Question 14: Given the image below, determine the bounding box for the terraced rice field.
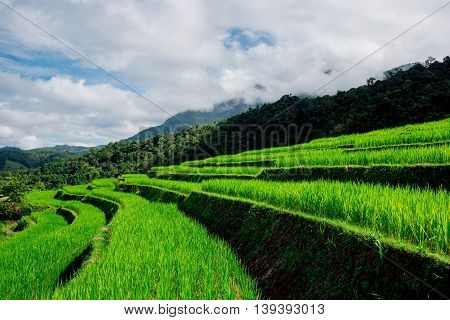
[235,117,450,153]
[0,182,258,299]
[1,118,448,299]
[121,174,200,194]
[54,187,258,299]
[0,191,105,299]
[119,175,449,260]
[201,179,449,258]
[181,143,449,167]
[151,165,263,175]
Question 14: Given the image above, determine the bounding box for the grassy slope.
[0,191,105,299]
[180,118,450,167]
[201,179,449,257]
[122,174,200,194]
[54,186,258,299]
[238,117,450,154]
[120,175,449,259]
[151,165,263,175]
[180,144,449,167]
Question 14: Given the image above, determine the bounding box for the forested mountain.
[189,57,449,156]
[127,98,250,141]
[35,145,89,154]
[0,124,217,189]
[1,57,448,191]
[0,146,88,172]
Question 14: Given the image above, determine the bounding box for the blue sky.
[224,28,275,50]
[0,31,147,92]
[0,26,276,90]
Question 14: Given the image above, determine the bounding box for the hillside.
[0,146,88,172]
[2,58,449,190]
[127,98,250,141]
[190,57,449,157]
[1,118,448,299]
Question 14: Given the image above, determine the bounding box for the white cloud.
[0,0,449,148]
[0,124,13,138]
[0,72,163,148]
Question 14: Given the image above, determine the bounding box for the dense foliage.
[192,57,450,156]
[0,175,32,220]
[0,124,217,191]
[0,147,79,172]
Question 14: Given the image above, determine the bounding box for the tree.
[0,174,31,220]
[425,56,436,67]
[366,77,376,86]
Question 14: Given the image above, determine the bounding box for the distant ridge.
[32,145,89,154]
[0,145,89,172]
[127,98,250,141]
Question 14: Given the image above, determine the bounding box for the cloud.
[0,72,162,148]
[0,0,449,148]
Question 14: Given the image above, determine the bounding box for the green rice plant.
[63,184,91,195]
[121,174,200,194]
[121,173,149,180]
[54,187,259,299]
[151,165,263,175]
[201,179,450,258]
[0,190,105,299]
[183,144,449,167]
[275,145,450,167]
[182,118,450,165]
[240,117,450,155]
[91,178,116,188]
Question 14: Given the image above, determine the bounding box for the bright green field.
[118,175,450,259]
[201,179,449,258]
[53,187,258,299]
[1,118,448,300]
[180,118,450,168]
[236,117,450,154]
[180,144,449,168]
[151,165,263,175]
[0,191,105,299]
[122,174,199,194]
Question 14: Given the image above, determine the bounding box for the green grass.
[181,118,450,167]
[201,179,449,258]
[275,144,449,167]
[182,144,449,168]
[0,190,105,299]
[121,175,200,195]
[54,187,259,299]
[0,220,16,243]
[151,165,263,176]
[63,184,91,195]
[91,178,116,188]
[237,117,450,155]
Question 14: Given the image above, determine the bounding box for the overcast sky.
[0,0,449,149]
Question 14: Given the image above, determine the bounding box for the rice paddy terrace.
[1,118,448,299]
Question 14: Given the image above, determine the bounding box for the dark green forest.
[0,145,88,172]
[196,57,449,155]
[1,57,449,220]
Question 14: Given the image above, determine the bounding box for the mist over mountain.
[127,98,251,141]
